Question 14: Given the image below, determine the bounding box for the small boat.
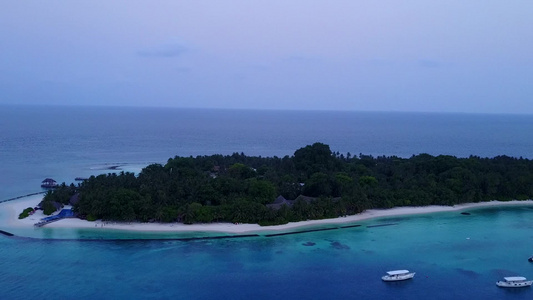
[528,256,533,262]
[496,276,533,288]
[382,270,415,282]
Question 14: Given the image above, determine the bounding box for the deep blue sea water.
[1,105,533,299]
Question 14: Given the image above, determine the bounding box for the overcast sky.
[1,1,532,113]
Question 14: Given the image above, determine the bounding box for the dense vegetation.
[43,143,533,225]
[18,207,35,219]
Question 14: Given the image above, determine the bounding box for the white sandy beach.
[2,195,533,235]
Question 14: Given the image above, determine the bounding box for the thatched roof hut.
[41,178,58,188]
[266,195,295,210]
[267,195,322,210]
[69,193,80,206]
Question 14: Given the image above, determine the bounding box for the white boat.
[382,270,415,281]
[496,276,533,288]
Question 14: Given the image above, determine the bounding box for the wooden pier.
[0,192,46,204]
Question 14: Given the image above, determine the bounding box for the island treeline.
[44,143,533,225]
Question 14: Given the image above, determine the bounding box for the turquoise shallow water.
[2,106,533,299]
[1,205,532,299]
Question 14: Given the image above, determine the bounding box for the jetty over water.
[0,192,46,204]
[34,209,76,227]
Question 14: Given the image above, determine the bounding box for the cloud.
[417,59,441,68]
[138,42,188,58]
[369,58,396,67]
[284,54,322,63]
[174,67,191,73]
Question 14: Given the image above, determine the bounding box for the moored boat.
[496,276,532,288]
[382,270,415,282]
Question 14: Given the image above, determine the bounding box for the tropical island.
[41,143,533,226]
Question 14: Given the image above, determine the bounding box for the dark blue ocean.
[1,105,533,299]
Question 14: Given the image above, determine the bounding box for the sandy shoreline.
[1,195,532,235]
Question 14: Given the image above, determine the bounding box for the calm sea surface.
[1,105,532,299]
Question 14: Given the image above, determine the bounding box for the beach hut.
[294,195,315,204]
[266,195,323,210]
[69,193,80,206]
[41,178,58,188]
[51,201,63,211]
[267,195,295,210]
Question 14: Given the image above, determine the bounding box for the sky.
[1,1,532,113]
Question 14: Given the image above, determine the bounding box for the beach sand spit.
[1,195,532,235]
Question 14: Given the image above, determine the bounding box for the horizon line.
[1,103,531,116]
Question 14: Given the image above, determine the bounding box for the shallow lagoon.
[1,205,532,299]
